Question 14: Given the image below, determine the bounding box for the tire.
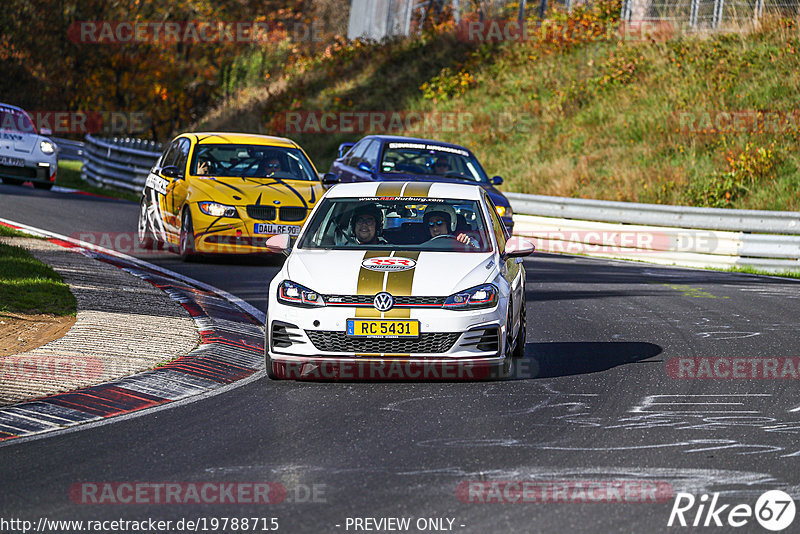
[137,197,155,249]
[33,182,53,190]
[512,302,526,359]
[265,353,279,380]
[1,177,23,186]
[179,208,197,262]
[492,305,514,380]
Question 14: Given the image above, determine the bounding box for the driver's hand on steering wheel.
[456,233,479,248]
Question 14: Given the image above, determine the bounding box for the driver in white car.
[423,205,478,247]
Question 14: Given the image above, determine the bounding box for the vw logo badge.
[373,292,394,312]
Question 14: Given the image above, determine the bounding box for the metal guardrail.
[80,134,162,193]
[53,137,85,161]
[509,194,800,272]
[507,193,800,234]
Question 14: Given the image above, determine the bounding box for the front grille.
[305,331,460,354]
[461,327,500,353]
[272,321,305,349]
[279,206,307,222]
[246,205,277,220]
[0,165,36,179]
[323,295,446,307]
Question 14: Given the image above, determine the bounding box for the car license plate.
[254,223,301,235]
[346,319,419,338]
[0,156,24,167]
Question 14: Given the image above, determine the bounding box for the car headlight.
[443,283,498,310]
[277,280,326,307]
[40,140,55,155]
[495,205,511,218]
[198,201,238,218]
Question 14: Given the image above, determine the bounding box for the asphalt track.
[1,183,800,533]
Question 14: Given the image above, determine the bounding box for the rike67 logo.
[668,490,796,531]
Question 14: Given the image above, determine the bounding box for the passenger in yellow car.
[197,159,212,175]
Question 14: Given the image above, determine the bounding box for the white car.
[0,103,57,190]
[264,181,534,380]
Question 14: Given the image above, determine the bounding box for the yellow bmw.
[137,132,323,260]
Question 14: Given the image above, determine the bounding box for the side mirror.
[161,165,180,179]
[322,172,339,185]
[491,176,503,185]
[338,143,355,158]
[265,234,291,255]
[357,162,373,174]
[40,128,53,136]
[503,237,535,259]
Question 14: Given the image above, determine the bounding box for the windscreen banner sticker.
[387,142,469,157]
[361,257,417,272]
[358,197,444,203]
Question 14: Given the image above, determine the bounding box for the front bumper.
[0,157,57,184]
[265,302,509,380]
[192,215,300,255]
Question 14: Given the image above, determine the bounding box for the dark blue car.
[323,135,514,233]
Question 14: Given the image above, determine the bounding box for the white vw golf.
[264,181,534,380]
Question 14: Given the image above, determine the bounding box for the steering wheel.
[429,233,479,249]
[428,234,459,241]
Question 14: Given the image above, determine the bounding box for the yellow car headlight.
[198,201,238,218]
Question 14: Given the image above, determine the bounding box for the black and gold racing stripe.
[383,251,420,319]
[355,251,384,318]
[376,182,405,196]
[401,182,432,198]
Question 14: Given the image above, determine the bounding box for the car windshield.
[190,144,317,181]
[0,107,36,134]
[378,142,489,183]
[297,197,493,253]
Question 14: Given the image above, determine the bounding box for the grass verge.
[0,241,77,315]
[0,225,30,238]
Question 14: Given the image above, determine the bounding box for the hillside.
[195,1,800,211]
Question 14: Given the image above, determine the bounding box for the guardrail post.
[621,0,632,22]
[712,0,724,29]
